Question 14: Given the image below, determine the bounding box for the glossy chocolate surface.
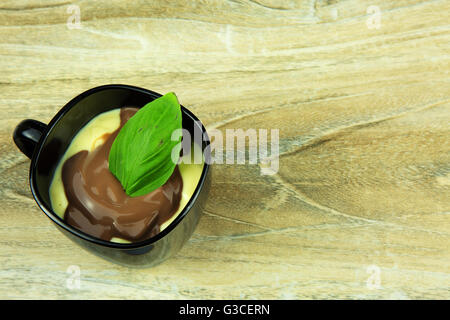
[61,108,183,242]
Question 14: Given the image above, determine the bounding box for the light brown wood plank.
[0,0,448,299]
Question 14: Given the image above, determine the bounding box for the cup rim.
[29,84,211,249]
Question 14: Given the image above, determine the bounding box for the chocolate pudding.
[49,108,204,243]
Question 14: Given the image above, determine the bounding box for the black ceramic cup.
[13,84,211,268]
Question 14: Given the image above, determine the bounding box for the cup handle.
[13,119,47,159]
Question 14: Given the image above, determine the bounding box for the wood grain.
[0,0,449,299]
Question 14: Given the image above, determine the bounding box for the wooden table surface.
[0,0,449,299]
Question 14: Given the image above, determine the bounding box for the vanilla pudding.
[49,108,204,243]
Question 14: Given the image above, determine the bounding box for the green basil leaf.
[108,92,182,197]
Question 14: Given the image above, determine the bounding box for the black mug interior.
[22,84,210,267]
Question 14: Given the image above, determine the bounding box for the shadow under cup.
[14,85,211,268]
